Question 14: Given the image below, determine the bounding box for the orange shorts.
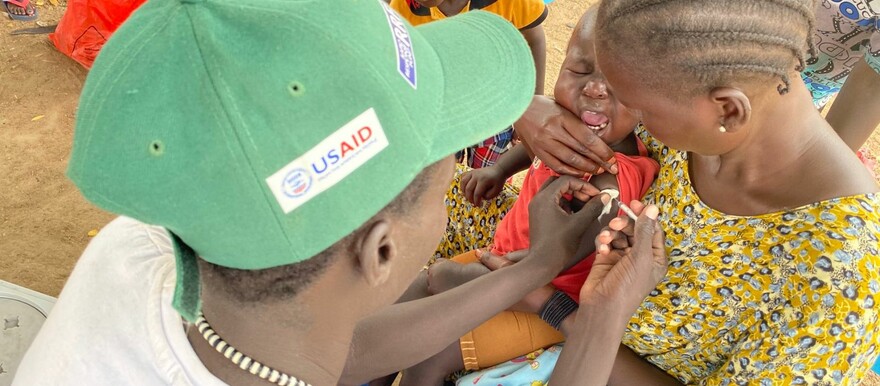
[450,251,565,370]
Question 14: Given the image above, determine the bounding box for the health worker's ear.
[354,220,396,287]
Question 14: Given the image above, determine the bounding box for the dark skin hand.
[340,177,611,384]
[461,144,532,206]
[550,201,674,386]
[515,95,619,177]
[480,198,683,386]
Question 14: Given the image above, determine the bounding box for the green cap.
[68,0,535,320]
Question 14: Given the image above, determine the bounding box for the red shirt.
[491,138,659,302]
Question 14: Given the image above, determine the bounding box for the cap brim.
[416,11,536,163]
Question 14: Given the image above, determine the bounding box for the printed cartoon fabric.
[625,128,880,385]
[433,163,520,264]
[801,0,880,107]
[456,345,560,386]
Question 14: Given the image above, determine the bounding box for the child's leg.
[399,308,565,385]
[396,269,432,303]
[399,341,464,386]
[426,256,491,295]
[397,250,485,302]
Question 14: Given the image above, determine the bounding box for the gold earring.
[719,125,727,133]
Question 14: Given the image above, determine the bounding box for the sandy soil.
[0,0,587,298]
[1,1,879,383]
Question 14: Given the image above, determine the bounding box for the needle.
[614,198,639,221]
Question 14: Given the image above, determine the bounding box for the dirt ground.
[0,0,595,298]
[1,0,880,383]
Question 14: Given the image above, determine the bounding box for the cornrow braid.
[596,0,818,97]
[762,0,818,59]
[656,30,807,72]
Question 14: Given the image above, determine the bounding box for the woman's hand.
[581,200,667,311]
[516,96,618,177]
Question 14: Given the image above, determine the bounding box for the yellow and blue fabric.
[458,128,880,385]
[625,129,880,385]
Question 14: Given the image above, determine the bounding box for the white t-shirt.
[13,217,226,385]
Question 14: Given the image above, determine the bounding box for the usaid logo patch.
[281,168,312,198]
[267,108,390,213]
[380,2,417,89]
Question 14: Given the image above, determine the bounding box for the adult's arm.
[515,96,618,177]
[825,59,880,151]
[340,177,609,384]
[550,203,669,385]
[521,25,546,95]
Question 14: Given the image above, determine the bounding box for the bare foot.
[426,259,490,295]
[5,1,36,17]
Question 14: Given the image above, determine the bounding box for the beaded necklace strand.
[195,315,312,386]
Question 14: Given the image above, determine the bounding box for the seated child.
[388,0,548,168]
[396,8,661,385]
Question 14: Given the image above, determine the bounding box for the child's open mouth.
[581,110,609,131]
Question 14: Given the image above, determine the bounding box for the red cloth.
[49,0,146,69]
[491,139,659,302]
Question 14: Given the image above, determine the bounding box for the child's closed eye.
[566,66,593,76]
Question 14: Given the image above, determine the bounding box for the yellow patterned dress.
[626,130,880,385]
[433,163,521,263]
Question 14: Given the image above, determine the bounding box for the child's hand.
[580,200,667,312]
[528,176,609,273]
[461,166,507,206]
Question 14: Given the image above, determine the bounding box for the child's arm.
[521,25,546,95]
[569,171,620,258]
[514,172,621,324]
[825,59,880,150]
[461,144,531,205]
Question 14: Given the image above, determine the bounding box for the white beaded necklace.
[195,314,312,386]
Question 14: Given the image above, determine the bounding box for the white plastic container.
[0,281,55,386]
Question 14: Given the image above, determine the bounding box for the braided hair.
[596,0,818,96]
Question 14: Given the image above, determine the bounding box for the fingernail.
[596,167,605,175]
[600,193,610,205]
[598,244,609,254]
[645,205,659,220]
[609,164,619,174]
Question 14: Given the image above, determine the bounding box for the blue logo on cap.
[282,168,312,198]
[381,2,417,89]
